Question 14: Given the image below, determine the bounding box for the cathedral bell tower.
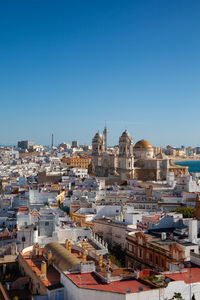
[92,132,104,171]
[118,130,134,180]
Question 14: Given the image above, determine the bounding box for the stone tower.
[118,130,134,180]
[103,126,108,151]
[92,132,104,173]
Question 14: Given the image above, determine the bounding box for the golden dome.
[134,139,152,149]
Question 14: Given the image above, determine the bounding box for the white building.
[69,167,88,178]
[175,174,200,193]
[18,243,200,300]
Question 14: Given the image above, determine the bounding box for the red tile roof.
[66,272,150,294]
[22,249,60,287]
[166,268,200,284]
[18,206,29,212]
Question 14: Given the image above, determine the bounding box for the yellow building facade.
[62,155,91,169]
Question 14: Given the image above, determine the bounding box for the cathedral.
[92,128,134,180]
[91,127,188,181]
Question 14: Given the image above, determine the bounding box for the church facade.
[92,128,134,180]
[91,128,188,181]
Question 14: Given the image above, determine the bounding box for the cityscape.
[0,133,200,300]
[1,1,200,300]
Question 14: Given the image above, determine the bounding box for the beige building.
[92,128,188,182]
[93,218,129,250]
[61,155,91,169]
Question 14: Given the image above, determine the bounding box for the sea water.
[175,160,200,173]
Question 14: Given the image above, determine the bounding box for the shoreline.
[172,156,200,162]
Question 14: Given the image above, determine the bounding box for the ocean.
[175,160,200,173]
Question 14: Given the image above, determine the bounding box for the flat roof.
[66,272,151,294]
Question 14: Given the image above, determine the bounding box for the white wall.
[53,227,91,243]
[60,272,162,300]
[17,213,31,228]
[125,213,143,225]
[164,280,200,300]
[95,205,122,218]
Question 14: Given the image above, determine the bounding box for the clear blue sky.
[1,0,200,147]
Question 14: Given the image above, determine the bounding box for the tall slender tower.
[118,130,134,180]
[103,125,108,150]
[51,134,54,148]
[92,132,104,174]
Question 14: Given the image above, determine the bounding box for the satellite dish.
[139,286,143,291]
[126,288,131,293]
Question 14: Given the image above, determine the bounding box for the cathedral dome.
[134,139,152,149]
[121,130,131,138]
[93,132,103,141]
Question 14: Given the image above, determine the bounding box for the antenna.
[51,134,54,148]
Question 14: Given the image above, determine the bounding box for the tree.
[109,245,126,267]
[173,207,196,218]
[172,292,183,299]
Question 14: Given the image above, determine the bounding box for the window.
[156,256,158,265]
[128,244,133,252]
[161,259,165,268]
[139,249,142,258]
[45,222,49,226]
[22,236,26,242]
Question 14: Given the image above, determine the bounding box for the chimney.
[33,243,39,257]
[65,239,69,250]
[161,232,167,241]
[108,259,111,269]
[40,261,47,280]
[99,255,103,268]
[68,242,71,253]
[47,250,52,266]
[82,249,87,262]
[106,270,111,283]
